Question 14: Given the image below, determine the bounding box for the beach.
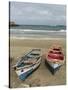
[9,2,66,88]
[10,37,66,88]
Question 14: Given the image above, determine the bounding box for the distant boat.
[13,49,41,80]
[44,45,65,74]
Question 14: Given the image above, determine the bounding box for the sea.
[10,25,66,39]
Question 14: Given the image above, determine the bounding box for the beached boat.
[13,49,41,80]
[45,45,65,74]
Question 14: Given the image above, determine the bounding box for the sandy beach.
[10,38,66,88]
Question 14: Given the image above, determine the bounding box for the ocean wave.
[10,29,66,33]
[59,29,66,32]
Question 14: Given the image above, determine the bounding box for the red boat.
[45,45,65,70]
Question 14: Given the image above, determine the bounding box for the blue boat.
[13,49,41,80]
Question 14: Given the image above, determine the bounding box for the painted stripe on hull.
[18,61,41,80]
[16,58,41,75]
[47,61,62,69]
[19,69,33,80]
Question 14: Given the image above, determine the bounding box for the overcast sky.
[10,2,66,25]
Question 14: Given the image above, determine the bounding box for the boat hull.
[46,60,62,69]
[45,60,61,75]
[16,57,41,80]
[45,58,65,75]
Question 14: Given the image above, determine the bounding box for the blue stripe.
[19,69,33,80]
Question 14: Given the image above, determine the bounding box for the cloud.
[10,2,66,25]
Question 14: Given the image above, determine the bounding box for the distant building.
[9,21,16,26]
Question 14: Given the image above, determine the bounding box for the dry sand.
[10,38,66,88]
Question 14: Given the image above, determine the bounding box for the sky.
[10,2,66,25]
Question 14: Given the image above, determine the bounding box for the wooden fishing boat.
[13,49,41,80]
[44,45,65,74]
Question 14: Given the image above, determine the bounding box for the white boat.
[13,49,41,80]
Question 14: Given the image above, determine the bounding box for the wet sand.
[10,38,66,88]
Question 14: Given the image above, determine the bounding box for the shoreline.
[10,36,66,40]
